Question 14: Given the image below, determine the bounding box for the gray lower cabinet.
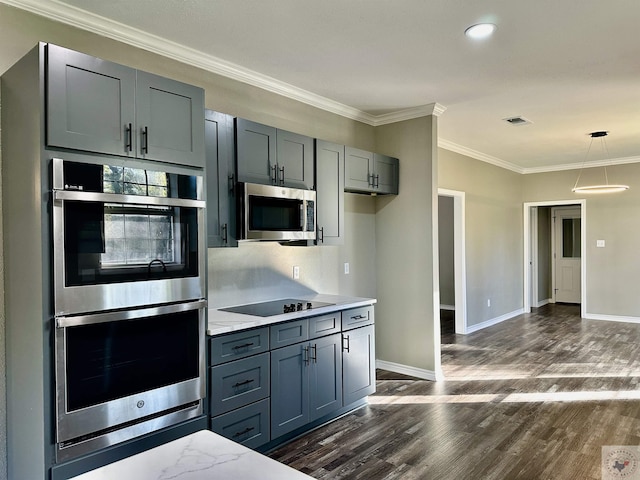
[344,146,399,195]
[206,110,237,247]
[208,306,374,449]
[210,398,270,449]
[315,140,345,245]
[47,43,204,167]
[271,333,343,438]
[236,118,314,189]
[342,324,376,405]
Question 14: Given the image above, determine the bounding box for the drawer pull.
[351,314,367,320]
[232,342,254,350]
[233,379,255,388]
[233,426,255,438]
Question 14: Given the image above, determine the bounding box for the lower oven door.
[55,300,206,455]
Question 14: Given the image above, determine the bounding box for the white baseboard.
[535,298,551,307]
[375,359,438,381]
[584,313,640,324]
[465,308,525,334]
[440,304,455,311]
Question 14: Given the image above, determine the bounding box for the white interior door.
[553,207,582,303]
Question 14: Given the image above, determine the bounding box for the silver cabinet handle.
[342,334,350,353]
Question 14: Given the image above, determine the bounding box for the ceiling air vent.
[503,116,532,126]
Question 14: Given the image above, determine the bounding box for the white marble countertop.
[69,430,313,480]
[207,294,376,336]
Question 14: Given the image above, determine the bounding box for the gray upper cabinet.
[373,153,399,195]
[46,44,204,167]
[47,44,136,157]
[135,71,204,167]
[236,118,277,185]
[315,140,345,245]
[344,146,399,195]
[236,118,314,189]
[344,147,373,192]
[276,130,314,189]
[206,110,237,248]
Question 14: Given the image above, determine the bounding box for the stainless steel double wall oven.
[51,157,207,460]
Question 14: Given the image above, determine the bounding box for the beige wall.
[537,207,552,304]
[439,148,524,327]
[374,116,439,374]
[523,164,640,317]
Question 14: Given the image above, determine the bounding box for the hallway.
[270,304,640,479]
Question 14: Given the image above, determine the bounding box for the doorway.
[552,207,582,304]
[523,200,586,317]
[438,189,467,334]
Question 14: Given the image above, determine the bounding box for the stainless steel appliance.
[238,182,316,241]
[51,158,206,315]
[55,300,206,460]
[220,298,335,316]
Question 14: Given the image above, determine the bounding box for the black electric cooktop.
[220,298,335,317]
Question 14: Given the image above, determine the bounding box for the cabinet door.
[276,130,314,189]
[205,110,237,247]
[373,154,399,195]
[135,71,205,167]
[236,118,277,185]
[309,334,343,422]
[270,343,309,438]
[342,324,376,405]
[47,44,136,156]
[315,140,344,245]
[344,146,374,193]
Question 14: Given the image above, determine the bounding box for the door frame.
[438,189,467,334]
[523,200,586,318]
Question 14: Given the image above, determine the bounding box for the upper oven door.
[52,158,206,315]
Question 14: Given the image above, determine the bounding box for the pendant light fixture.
[572,131,629,194]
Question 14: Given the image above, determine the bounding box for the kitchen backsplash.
[207,194,378,308]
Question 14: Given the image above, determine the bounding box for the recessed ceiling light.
[465,23,497,40]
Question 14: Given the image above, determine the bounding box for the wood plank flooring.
[269,304,640,479]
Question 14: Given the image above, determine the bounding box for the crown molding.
[438,139,525,174]
[372,103,446,126]
[522,155,640,174]
[0,0,448,127]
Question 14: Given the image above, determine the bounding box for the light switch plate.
[597,240,605,248]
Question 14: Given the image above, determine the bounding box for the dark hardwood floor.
[270,303,640,479]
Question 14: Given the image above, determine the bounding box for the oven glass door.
[56,301,206,444]
[52,158,206,315]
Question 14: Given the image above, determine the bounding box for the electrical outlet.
[487,299,491,307]
[293,266,300,279]
[344,262,350,274]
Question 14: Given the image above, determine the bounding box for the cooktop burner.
[220,298,335,317]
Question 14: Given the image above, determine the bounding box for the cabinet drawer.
[210,353,270,415]
[309,312,341,339]
[270,319,309,349]
[209,327,269,366]
[342,306,374,330]
[211,398,270,449]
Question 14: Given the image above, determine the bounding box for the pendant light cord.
[572,136,595,191]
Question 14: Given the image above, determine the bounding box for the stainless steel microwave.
[238,182,316,241]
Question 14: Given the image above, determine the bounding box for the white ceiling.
[6,0,640,172]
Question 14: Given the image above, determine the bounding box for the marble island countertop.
[207,294,376,336]
[70,430,313,480]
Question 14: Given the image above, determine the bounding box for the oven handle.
[53,190,205,209]
[56,299,207,328]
